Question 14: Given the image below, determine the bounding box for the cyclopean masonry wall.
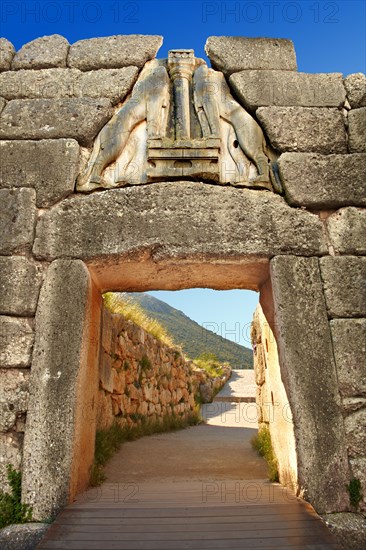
[0,33,365,545]
[96,304,230,431]
[97,305,196,430]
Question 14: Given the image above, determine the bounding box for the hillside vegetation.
[124,292,253,369]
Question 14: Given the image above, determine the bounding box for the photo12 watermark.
[202,1,340,24]
[1,1,140,25]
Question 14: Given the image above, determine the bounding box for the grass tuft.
[103,293,176,348]
[0,465,33,529]
[251,425,279,482]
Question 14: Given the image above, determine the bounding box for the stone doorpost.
[21,260,101,520]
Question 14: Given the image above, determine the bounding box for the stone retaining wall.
[97,306,196,431]
[0,34,364,540]
[97,305,231,431]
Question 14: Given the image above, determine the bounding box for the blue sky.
[2,0,365,347]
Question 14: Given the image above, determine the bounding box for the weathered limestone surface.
[0,188,36,254]
[22,260,100,519]
[12,35,69,70]
[0,139,79,207]
[230,71,345,110]
[327,208,366,255]
[344,73,366,108]
[270,255,350,513]
[0,317,34,368]
[0,97,5,113]
[0,68,78,99]
[0,257,42,316]
[68,35,163,70]
[278,153,366,209]
[0,369,29,431]
[0,38,15,71]
[322,513,366,550]
[350,457,366,513]
[33,184,327,261]
[344,408,366,458]
[257,107,347,153]
[330,319,366,398]
[0,523,50,550]
[79,67,138,104]
[0,98,113,146]
[320,257,366,318]
[0,432,23,490]
[205,37,297,75]
[0,66,138,105]
[348,108,366,153]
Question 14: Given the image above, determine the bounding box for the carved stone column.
[168,50,195,139]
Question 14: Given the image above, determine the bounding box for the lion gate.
[0,34,365,532]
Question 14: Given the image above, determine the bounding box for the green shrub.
[90,410,202,487]
[251,425,279,482]
[0,465,33,529]
[347,477,363,508]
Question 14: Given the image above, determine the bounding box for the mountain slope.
[126,292,253,369]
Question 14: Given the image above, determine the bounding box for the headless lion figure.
[77,63,170,190]
[193,64,270,183]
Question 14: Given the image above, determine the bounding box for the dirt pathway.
[104,401,267,483]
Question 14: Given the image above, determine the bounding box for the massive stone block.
[68,35,163,70]
[327,207,366,255]
[0,369,29,431]
[0,98,113,146]
[348,108,366,153]
[344,408,366,458]
[0,38,15,71]
[257,107,347,153]
[22,260,101,519]
[0,67,138,105]
[322,513,366,550]
[12,35,69,70]
[344,73,366,108]
[230,71,345,110]
[0,139,79,207]
[320,257,366,318]
[205,37,297,75]
[0,257,42,316]
[33,184,327,262]
[0,68,80,99]
[0,188,36,254]
[278,153,366,209]
[0,317,34,368]
[350,457,366,513]
[78,67,138,104]
[0,524,50,550]
[330,319,366,398]
[270,255,350,513]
